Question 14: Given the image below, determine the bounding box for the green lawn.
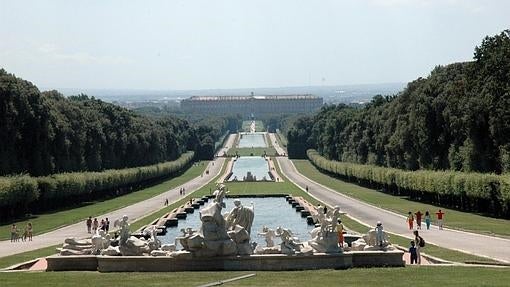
[2,267,510,286]
[293,160,510,238]
[242,120,264,132]
[0,162,208,241]
[226,147,278,157]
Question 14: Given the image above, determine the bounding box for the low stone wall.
[45,251,404,272]
[351,250,405,267]
[47,255,98,271]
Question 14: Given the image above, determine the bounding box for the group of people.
[10,222,33,242]
[406,209,445,230]
[86,216,110,234]
[179,187,186,196]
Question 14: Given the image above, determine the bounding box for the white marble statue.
[307,206,344,253]
[276,227,302,254]
[226,199,254,234]
[258,226,276,247]
[114,215,130,246]
[91,229,111,254]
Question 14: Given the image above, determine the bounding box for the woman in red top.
[415,211,423,230]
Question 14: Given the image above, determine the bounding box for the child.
[409,241,418,264]
[407,211,414,230]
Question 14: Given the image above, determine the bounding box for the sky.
[0,0,509,90]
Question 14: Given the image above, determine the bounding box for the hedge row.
[307,149,510,218]
[0,151,194,221]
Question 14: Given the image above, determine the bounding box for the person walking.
[92,218,99,234]
[415,210,423,230]
[407,211,414,230]
[10,224,17,242]
[105,218,110,233]
[409,240,418,264]
[413,230,424,264]
[424,211,431,230]
[436,209,445,230]
[27,222,33,241]
[86,216,92,233]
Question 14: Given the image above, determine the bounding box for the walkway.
[268,133,286,156]
[216,134,237,157]
[0,158,225,259]
[277,157,510,263]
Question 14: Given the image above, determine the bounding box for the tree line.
[0,70,239,177]
[287,30,510,174]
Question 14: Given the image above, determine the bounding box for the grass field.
[0,162,208,241]
[242,120,264,132]
[1,266,510,286]
[226,147,278,157]
[293,160,510,238]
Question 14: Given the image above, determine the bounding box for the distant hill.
[49,82,405,107]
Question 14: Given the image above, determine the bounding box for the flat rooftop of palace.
[183,94,320,101]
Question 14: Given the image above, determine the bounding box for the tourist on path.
[413,230,424,264]
[27,222,33,241]
[415,210,423,230]
[105,218,110,233]
[409,241,418,264]
[86,216,92,233]
[10,224,17,242]
[424,211,431,230]
[407,212,414,230]
[92,218,99,233]
[21,225,28,242]
[436,209,445,230]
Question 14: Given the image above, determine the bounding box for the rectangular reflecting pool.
[230,156,270,181]
[238,132,267,148]
[158,197,315,248]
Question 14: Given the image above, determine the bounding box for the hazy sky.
[1,0,508,90]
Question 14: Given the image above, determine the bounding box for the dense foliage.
[288,30,510,173]
[0,71,194,176]
[308,150,510,218]
[0,152,194,221]
[134,107,241,160]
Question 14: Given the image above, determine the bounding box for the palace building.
[180,94,323,115]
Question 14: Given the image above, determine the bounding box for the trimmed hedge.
[0,151,194,221]
[307,149,510,218]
